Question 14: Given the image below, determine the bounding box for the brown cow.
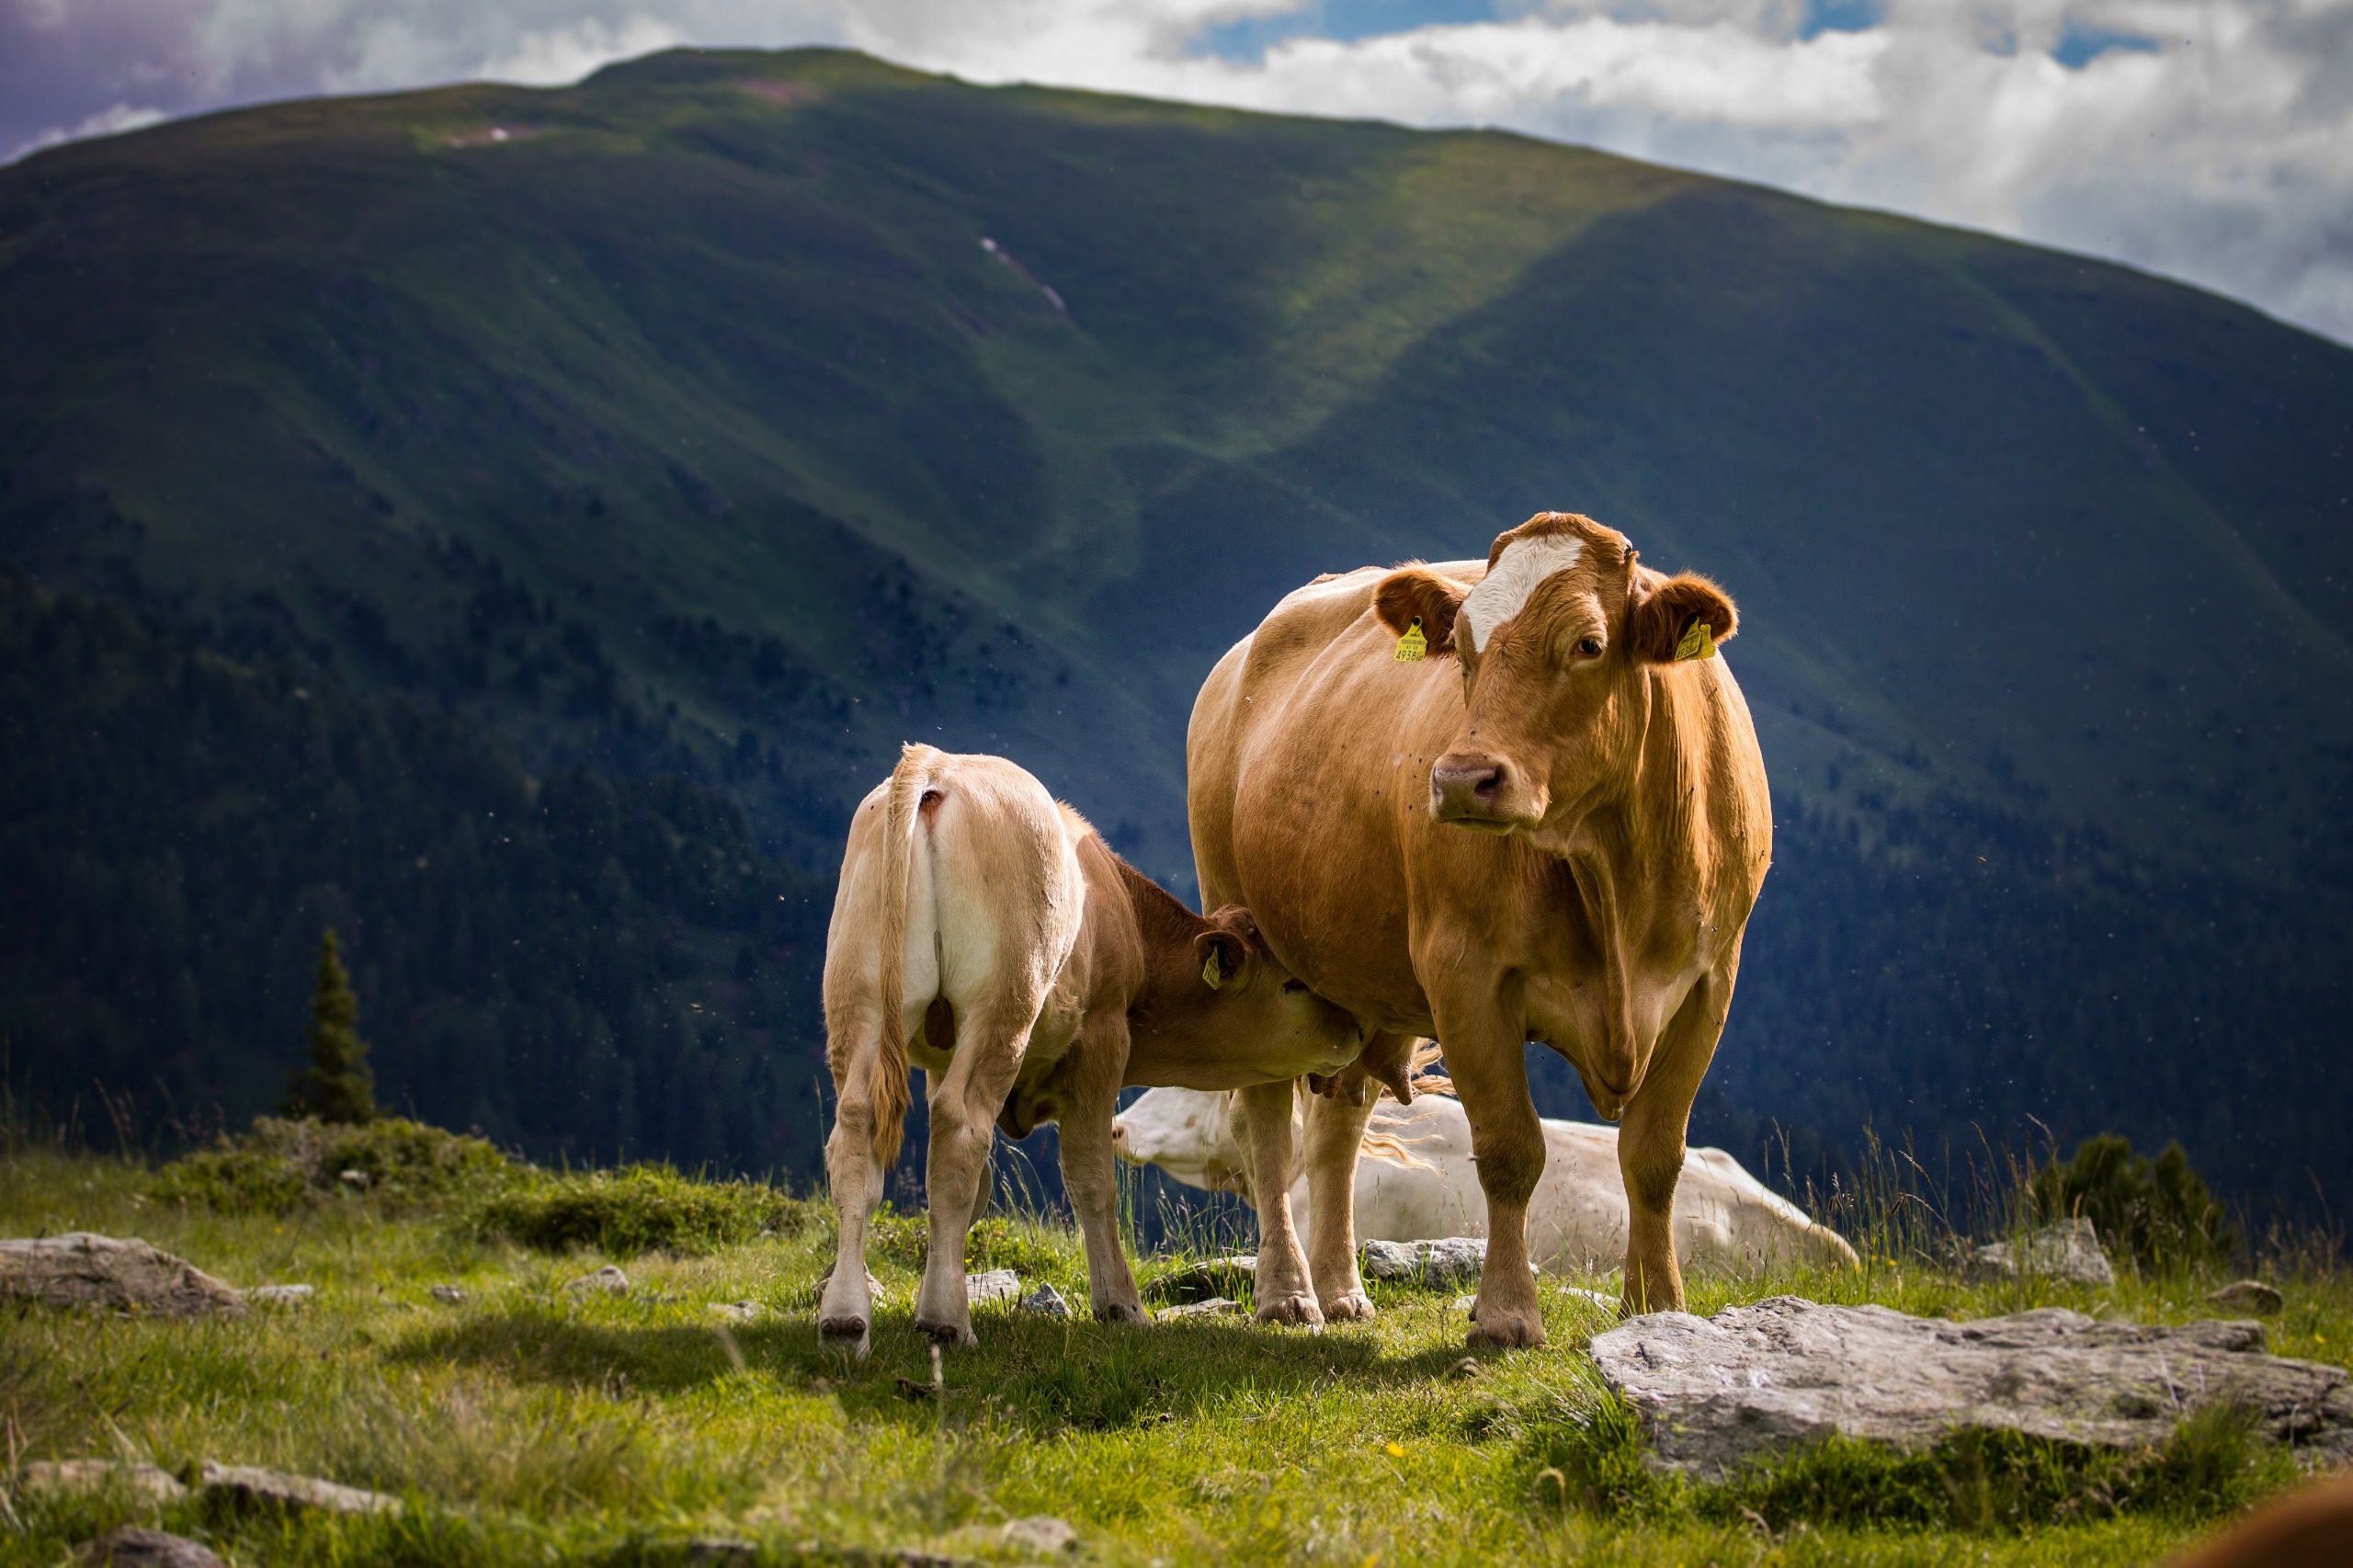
[819,744,1363,1355]
[1188,511,1771,1346]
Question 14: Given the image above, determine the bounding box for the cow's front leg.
[1302,1062,1386,1322]
[819,1025,887,1359]
[1434,993,1547,1349]
[1237,1079,1320,1326]
[1060,1019,1144,1323]
[1617,968,1731,1314]
[915,1025,1027,1346]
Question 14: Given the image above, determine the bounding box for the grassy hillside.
[6,1145,2347,1567]
[2,48,2348,1198]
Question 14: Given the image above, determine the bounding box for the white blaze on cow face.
[1460,535,1586,653]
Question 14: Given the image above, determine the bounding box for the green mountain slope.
[3,49,2348,1199]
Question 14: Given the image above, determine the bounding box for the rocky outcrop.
[1019,1283,1071,1317]
[1360,1236,1541,1290]
[564,1265,630,1295]
[1,1234,247,1318]
[22,1460,188,1504]
[1155,1297,1244,1322]
[1970,1219,2114,1286]
[1591,1296,2353,1477]
[966,1270,1020,1305]
[2208,1279,2285,1316]
[74,1527,224,1568]
[198,1460,399,1516]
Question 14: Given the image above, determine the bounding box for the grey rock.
[199,1460,400,1516]
[1,1234,248,1319]
[1019,1283,1071,1318]
[1361,1236,1532,1289]
[1155,1297,1244,1322]
[1146,1256,1256,1304]
[1001,1514,1078,1554]
[75,1527,225,1568]
[1592,1295,2353,1478]
[1972,1219,2115,1287]
[564,1265,630,1295]
[1450,1294,1476,1312]
[709,1300,764,1324]
[429,1285,469,1305]
[1565,1287,1618,1312]
[23,1460,188,1504]
[967,1269,1021,1305]
[2209,1279,2285,1317]
[240,1284,313,1306]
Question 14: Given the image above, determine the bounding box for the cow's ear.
[1195,906,1259,991]
[1627,572,1738,664]
[1374,567,1468,657]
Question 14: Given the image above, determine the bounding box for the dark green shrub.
[472,1165,811,1256]
[151,1115,518,1214]
[2030,1133,2237,1269]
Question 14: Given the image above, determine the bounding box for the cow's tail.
[869,743,937,1169]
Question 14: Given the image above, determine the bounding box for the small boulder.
[75,1527,224,1568]
[1145,1256,1256,1304]
[1565,1287,1617,1312]
[1,1234,247,1319]
[24,1460,188,1505]
[709,1300,764,1324]
[1971,1218,2114,1287]
[428,1285,469,1306]
[1592,1295,2353,1478]
[1001,1515,1078,1554]
[1019,1283,1071,1318]
[1361,1236,1523,1289]
[564,1265,630,1296]
[1155,1297,1243,1322]
[2208,1279,2285,1317]
[241,1284,313,1306]
[967,1269,1021,1306]
[199,1460,399,1516]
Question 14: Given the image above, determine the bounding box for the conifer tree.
[281,928,376,1124]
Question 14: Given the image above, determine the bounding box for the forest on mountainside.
[0,574,833,1174]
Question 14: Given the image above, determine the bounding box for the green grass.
[5,1148,2345,1566]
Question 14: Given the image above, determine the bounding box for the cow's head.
[1374,511,1736,839]
[1112,1087,1251,1195]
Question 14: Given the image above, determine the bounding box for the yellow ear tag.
[1393,618,1428,663]
[1201,949,1223,990]
[1675,620,1716,662]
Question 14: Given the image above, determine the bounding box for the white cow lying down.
[1112,1085,1859,1275]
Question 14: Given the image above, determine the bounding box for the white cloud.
[3,0,2347,344]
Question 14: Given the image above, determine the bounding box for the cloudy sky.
[6,0,2349,345]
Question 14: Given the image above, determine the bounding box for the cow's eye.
[1574,637,1603,658]
[1281,979,1308,994]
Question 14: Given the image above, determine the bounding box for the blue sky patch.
[2052,18,2164,69]
[1799,0,1885,40]
[1193,1,1500,63]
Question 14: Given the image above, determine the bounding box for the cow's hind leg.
[1239,1080,1322,1327]
[820,1023,889,1359]
[1059,1017,1144,1323]
[1302,1070,1383,1322]
[914,1011,1029,1346]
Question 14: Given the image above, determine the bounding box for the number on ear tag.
[1675,620,1715,662]
[1394,618,1428,662]
[1201,948,1223,989]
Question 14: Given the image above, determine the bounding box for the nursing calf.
[819,744,1361,1356]
[1115,1085,1859,1274]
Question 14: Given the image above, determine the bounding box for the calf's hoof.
[1256,1291,1325,1328]
[817,1315,872,1360]
[916,1316,978,1348]
[1465,1308,1546,1349]
[1319,1290,1377,1324]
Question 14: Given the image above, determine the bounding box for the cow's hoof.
[1320,1291,1376,1323]
[1095,1301,1147,1324]
[916,1316,977,1348]
[1466,1310,1547,1349]
[817,1315,872,1360]
[1256,1291,1324,1328]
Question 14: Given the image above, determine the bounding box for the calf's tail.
[870,743,937,1169]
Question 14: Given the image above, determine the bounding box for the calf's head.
[1375,511,1736,839]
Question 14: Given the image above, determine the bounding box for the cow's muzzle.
[1429,752,1542,829]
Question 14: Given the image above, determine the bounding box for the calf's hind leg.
[914,1008,1031,1346]
[819,1021,887,1358]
